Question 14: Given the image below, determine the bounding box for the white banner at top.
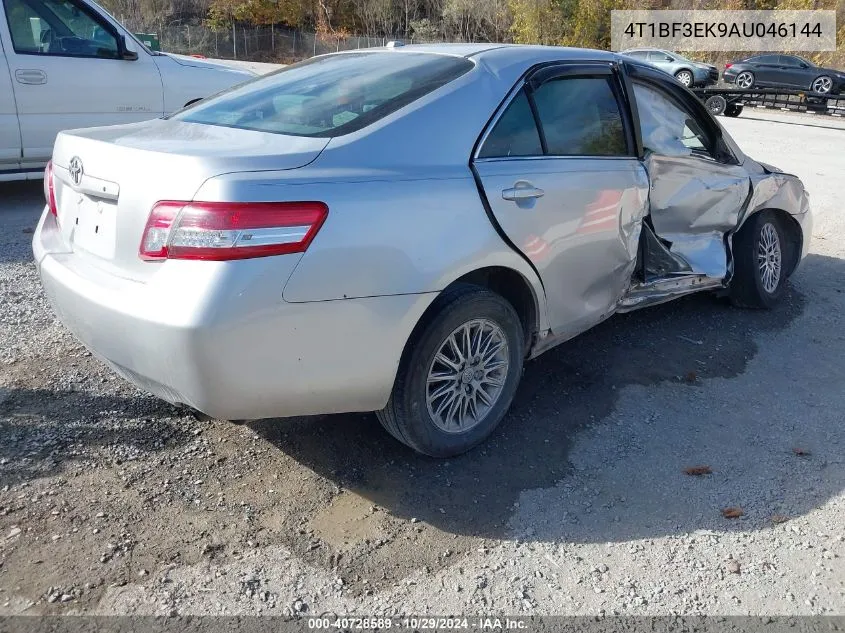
[610,10,836,52]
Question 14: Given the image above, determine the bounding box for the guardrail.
[692,87,845,118]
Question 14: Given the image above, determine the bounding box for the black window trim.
[2,0,125,60]
[473,60,637,162]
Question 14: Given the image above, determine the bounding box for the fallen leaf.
[792,447,811,457]
[684,371,697,384]
[684,466,712,476]
[771,514,789,524]
[721,507,744,519]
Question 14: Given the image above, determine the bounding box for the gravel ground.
[0,109,843,616]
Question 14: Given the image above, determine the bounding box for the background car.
[620,48,718,87]
[723,55,845,94]
[33,46,811,458]
[0,0,256,182]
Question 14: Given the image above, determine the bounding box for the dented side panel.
[644,153,750,277]
[474,158,648,340]
[744,165,810,223]
[630,80,752,280]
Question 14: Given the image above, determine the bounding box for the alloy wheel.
[736,72,754,89]
[812,76,833,94]
[425,318,509,434]
[757,222,782,294]
[676,71,693,87]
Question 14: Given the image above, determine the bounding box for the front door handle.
[15,69,47,85]
[502,183,545,201]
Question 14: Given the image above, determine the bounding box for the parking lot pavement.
[0,109,843,616]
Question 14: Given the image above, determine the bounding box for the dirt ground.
[0,108,843,616]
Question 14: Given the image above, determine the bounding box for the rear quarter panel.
[195,168,546,316]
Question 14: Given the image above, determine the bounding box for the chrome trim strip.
[235,226,310,247]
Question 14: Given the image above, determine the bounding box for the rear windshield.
[172,52,474,138]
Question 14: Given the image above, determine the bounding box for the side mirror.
[119,35,138,61]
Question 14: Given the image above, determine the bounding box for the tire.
[705,95,727,116]
[377,284,524,458]
[724,103,743,117]
[729,211,788,309]
[811,75,833,94]
[735,71,754,89]
[675,70,694,87]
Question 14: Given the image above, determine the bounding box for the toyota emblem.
[68,156,83,186]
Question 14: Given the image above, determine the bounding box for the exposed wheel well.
[773,210,804,276]
[452,267,538,349]
[402,268,539,367]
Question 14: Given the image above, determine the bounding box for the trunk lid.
[51,118,328,281]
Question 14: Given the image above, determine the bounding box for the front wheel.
[377,285,524,457]
[675,70,694,87]
[730,211,788,309]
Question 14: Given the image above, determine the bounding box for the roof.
[327,43,623,77]
[360,43,619,66]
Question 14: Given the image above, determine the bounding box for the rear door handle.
[15,69,47,85]
[502,184,545,201]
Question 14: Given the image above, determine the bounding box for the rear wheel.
[811,75,833,94]
[705,95,727,116]
[735,71,754,89]
[730,211,787,309]
[377,284,524,457]
[724,103,743,117]
[675,70,694,87]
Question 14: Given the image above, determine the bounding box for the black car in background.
[723,55,845,94]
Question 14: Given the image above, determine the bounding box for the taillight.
[139,201,328,261]
[725,63,733,69]
[44,160,58,216]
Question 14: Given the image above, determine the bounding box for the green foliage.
[112,0,843,66]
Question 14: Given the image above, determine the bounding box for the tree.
[507,0,572,45]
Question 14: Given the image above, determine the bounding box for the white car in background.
[0,0,255,181]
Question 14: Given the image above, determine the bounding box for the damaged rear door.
[472,62,649,341]
[621,67,751,308]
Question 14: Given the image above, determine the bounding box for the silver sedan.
[620,48,719,88]
[33,44,812,457]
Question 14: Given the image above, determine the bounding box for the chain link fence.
[121,21,440,62]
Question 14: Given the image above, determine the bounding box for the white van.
[0,0,256,181]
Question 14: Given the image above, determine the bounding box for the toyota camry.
[33,44,812,457]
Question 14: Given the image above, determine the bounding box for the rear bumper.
[33,209,436,420]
